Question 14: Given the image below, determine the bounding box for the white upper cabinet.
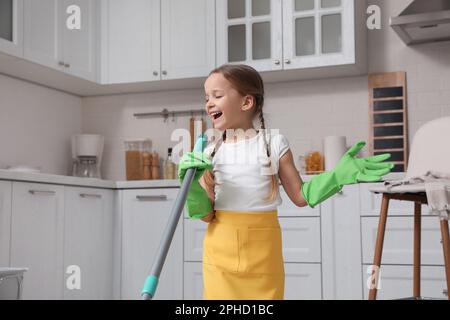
[103,0,160,84]
[217,0,360,73]
[0,0,23,57]
[160,0,215,80]
[103,0,215,84]
[61,0,97,81]
[216,0,283,71]
[23,0,97,81]
[283,0,355,70]
[23,0,59,69]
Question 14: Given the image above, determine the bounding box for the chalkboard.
[369,72,409,173]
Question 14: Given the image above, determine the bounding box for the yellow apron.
[202,210,285,300]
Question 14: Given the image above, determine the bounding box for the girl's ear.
[241,95,256,112]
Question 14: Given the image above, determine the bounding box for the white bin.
[0,268,28,300]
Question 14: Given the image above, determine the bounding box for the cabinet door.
[183,262,204,300]
[10,182,64,300]
[321,185,363,299]
[63,187,113,300]
[361,216,445,266]
[161,0,215,80]
[62,0,97,81]
[0,181,12,267]
[23,0,60,70]
[284,263,322,299]
[0,0,23,57]
[282,0,355,69]
[121,189,183,299]
[104,0,160,83]
[362,265,449,300]
[216,0,282,71]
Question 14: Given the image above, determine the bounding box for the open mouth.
[212,111,223,120]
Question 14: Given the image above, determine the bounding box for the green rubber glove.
[301,141,394,208]
[178,136,213,219]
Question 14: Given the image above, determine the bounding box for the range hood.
[390,0,450,45]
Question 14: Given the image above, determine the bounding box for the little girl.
[179,64,393,300]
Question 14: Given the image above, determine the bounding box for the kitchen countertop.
[0,169,406,189]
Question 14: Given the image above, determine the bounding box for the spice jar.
[124,139,152,180]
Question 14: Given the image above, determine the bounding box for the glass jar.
[124,139,152,180]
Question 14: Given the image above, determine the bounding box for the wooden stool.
[368,192,450,300]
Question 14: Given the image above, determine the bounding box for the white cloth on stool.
[383,171,450,220]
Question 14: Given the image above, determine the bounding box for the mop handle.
[141,134,207,300]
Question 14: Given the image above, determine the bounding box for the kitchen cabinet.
[23,0,97,81]
[362,265,449,300]
[120,188,183,300]
[0,0,23,57]
[216,0,363,73]
[63,187,114,300]
[183,189,323,299]
[321,185,363,300]
[102,0,215,84]
[0,181,12,267]
[10,182,65,300]
[184,261,322,300]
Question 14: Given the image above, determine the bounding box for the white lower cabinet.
[183,192,323,300]
[361,216,445,266]
[10,182,65,299]
[0,181,12,267]
[63,186,114,299]
[362,265,449,300]
[120,188,183,300]
[183,261,322,300]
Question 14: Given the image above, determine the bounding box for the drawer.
[184,217,321,263]
[183,262,322,300]
[360,183,428,216]
[361,216,444,265]
[284,263,322,300]
[362,264,448,300]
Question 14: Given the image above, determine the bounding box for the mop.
[141,134,207,300]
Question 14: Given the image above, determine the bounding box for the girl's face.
[204,72,253,131]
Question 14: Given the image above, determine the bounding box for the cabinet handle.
[29,190,56,196]
[284,59,291,64]
[64,63,70,68]
[153,71,158,76]
[162,70,167,76]
[79,193,102,199]
[136,195,168,201]
[444,289,448,297]
[274,59,280,65]
[58,61,65,66]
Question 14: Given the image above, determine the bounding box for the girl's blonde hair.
[203,64,279,203]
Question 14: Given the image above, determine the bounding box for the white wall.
[83,0,450,181]
[0,74,82,175]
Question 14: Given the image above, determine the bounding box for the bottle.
[164,148,176,180]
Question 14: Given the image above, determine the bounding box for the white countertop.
[0,169,405,190]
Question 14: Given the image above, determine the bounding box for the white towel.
[384,171,450,220]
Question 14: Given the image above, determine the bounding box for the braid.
[210,130,226,158]
[259,110,270,157]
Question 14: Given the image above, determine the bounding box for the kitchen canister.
[323,136,347,170]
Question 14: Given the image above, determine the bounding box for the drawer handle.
[29,190,56,196]
[444,289,448,297]
[136,195,168,201]
[80,193,102,199]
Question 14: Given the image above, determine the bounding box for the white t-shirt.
[204,130,290,212]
